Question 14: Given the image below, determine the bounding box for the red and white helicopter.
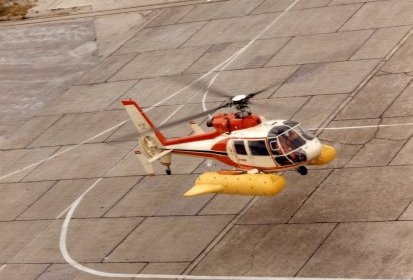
[122,83,336,197]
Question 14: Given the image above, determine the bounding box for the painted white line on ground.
[61,193,277,279]
[202,71,221,113]
[309,122,413,131]
[312,27,413,136]
[0,264,6,273]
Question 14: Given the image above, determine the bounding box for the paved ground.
[1,0,413,279]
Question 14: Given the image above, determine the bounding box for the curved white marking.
[202,72,220,113]
[60,182,332,279]
[63,202,242,280]
[60,179,382,280]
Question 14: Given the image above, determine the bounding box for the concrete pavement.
[0,0,412,279]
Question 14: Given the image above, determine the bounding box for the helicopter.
[122,82,336,197]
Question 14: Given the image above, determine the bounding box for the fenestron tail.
[122,99,172,175]
[121,99,167,146]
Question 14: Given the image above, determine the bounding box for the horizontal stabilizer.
[184,184,224,197]
[148,149,172,163]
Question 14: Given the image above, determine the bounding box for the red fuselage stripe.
[171,150,306,171]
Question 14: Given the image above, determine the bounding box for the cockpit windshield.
[278,129,306,152]
[267,121,311,166]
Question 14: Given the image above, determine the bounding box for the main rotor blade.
[129,103,227,139]
[246,83,278,99]
[155,103,227,131]
[191,81,277,100]
[170,77,234,99]
[197,81,234,99]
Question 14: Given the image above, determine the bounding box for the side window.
[275,156,291,166]
[234,140,247,155]
[248,140,269,156]
[269,139,282,156]
[269,140,278,150]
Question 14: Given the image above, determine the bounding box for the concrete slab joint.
[1,0,413,279]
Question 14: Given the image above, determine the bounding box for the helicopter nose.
[302,139,323,160]
[309,144,336,166]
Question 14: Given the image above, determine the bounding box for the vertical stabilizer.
[122,98,172,175]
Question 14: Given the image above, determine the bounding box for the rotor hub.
[232,94,247,102]
[139,135,160,157]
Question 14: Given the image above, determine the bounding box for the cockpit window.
[269,136,307,166]
[268,122,309,166]
[269,138,282,156]
[268,125,289,137]
[248,140,269,156]
[234,140,247,155]
[278,130,306,152]
[269,139,278,151]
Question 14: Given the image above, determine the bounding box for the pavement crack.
[294,223,338,277]
[243,226,271,276]
[245,253,256,275]
[373,118,384,138]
